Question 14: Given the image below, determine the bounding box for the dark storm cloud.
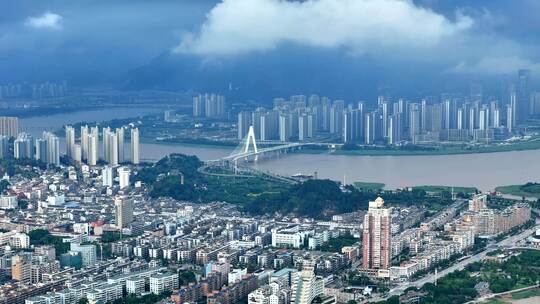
[0,0,217,79]
[0,0,539,84]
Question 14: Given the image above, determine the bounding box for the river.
[18,108,540,192]
[252,150,539,192]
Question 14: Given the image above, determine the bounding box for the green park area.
[28,229,70,257]
[482,289,540,303]
[318,234,359,252]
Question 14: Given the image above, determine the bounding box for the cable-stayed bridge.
[199,126,336,183]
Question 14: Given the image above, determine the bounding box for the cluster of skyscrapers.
[238,69,536,145]
[1,116,61,166]
[0,116,19,138]
[9,132,61,166]
[0,81,68,99]
[237,95,322,142]
[193,93,226,118]
[66,125,140,166]
[0,117,19,159]
[0,116,140,167]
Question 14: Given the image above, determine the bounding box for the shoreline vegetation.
[353,182,478,195]
[412,185,478,194]
[495,183,540,199]
[353,182,385,191]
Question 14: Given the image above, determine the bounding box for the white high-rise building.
[88,132,99,166]
[238,111,252,140]
[493,108,500,128]
[115,196,133,229]
[35,138,47,161]
[457,108,464,130]
[103,127,110,162]
[110,132,118,165]
[72,144,81,163]
[81,125,89,161]
[130,128,140,164]
[14,133,34,159]
[103,127,118,165]
[43,132,60,166]
[0,135,9,159]
[65,125,75,159]
[103,127,118,166]
[118,167,130,189]
[507,92,516,133]
[0,116,19,138]
[478,108,487,130]
[116,127,125,163]
[102,166,114,187]
[290,266,324,304]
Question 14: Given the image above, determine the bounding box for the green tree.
[18,200,28,209]
[78,298,88,304]
[0,180,9,193]
[28,229,70,256]
[101,231,122,243]
[178,270,196,286]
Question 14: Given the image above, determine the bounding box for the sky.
[1,0,539,100]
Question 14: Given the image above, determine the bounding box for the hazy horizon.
[1,0,540,102]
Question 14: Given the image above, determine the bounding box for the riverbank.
[496,184,540,199]
[140,137,540,157]
[319,138,540,156]
[412,185,477,194]
[353,182,385,191]
[141,137,237,149]
[13,103,172,119]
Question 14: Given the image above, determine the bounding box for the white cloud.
[448,56,540,75]
[25,12,63,30]
[174,0,473,56]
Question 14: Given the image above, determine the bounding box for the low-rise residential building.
[86,282,123,303]
[271,226,312,249]
[126,276,146,295]
[149,272,179,295]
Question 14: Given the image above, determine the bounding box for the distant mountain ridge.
[122,46,478,104]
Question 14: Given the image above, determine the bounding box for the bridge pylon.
[243,125,258,154]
